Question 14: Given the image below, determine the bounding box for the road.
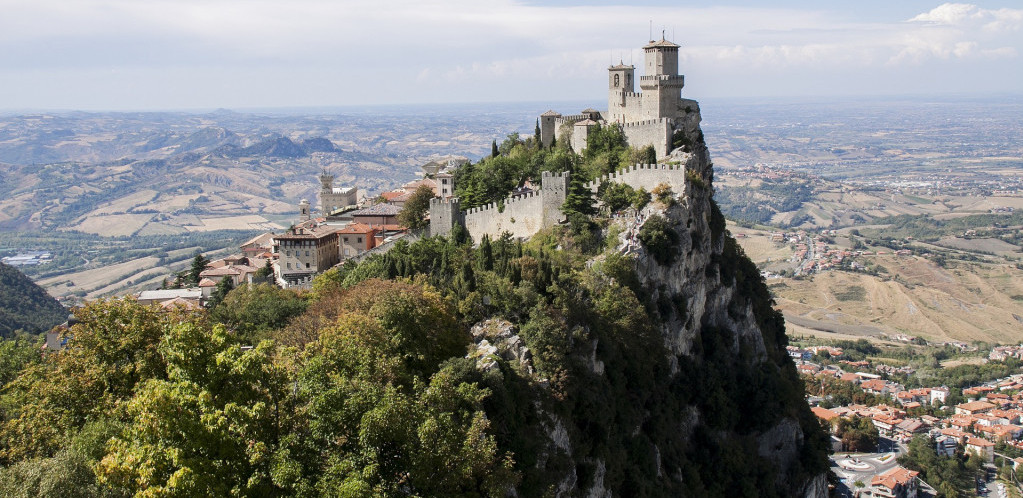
[830,437,907,497]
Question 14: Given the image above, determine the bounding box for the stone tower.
[299,199,310,221]
[540,170,569,227]
[429,197,461,237]
[640,37,684,120]
[539,110,562,148]
[607,62,636,123]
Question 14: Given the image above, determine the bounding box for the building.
[870,466,919,498]
[136,288,203,307]
[273,224,341,288]
[955,400,996,416]
[339,223,378,258]
[966,436,995,463]
[351,203,401,226]
[539,36,699,159]
[320,173,358,214]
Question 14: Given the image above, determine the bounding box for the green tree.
[534,119,541,146]
[632,187,652,210]
[598,181,636,214]
[491,140,499,158]
[397,184,436,230]
[210,283,307,343]
[96,322,297,496]
[638,214,680,265]
[0,299,173,462]
[206,277,234,310]
[562,174,596,217]
[187,252,211,286]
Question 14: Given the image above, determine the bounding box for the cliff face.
[470,103,830,496]
[632,104,829,496]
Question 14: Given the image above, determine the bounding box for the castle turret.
[299,199,310,221]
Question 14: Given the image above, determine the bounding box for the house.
[872,414,904,436]
[895,419,928,437]
[137,288,203,307]
[339,223,378,258]
[870,466,919,498]
[930,386,949,405]
[861,379,890,396]
[240,232,276,258]
[935,435,958,457]
[966,437,995,463]
[811,406,840,427]
[955,400,996,416]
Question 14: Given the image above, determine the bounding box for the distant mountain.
[217,136,340,159]
[0,262,66,336]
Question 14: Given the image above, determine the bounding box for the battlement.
[623,118,671,128]
[583,162,687,197]
[430,197,460,207]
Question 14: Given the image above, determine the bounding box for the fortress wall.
[464,191,545,241]
[622,119,673,158]
[584,163,687,197]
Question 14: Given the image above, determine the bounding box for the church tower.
[640,36,684,120]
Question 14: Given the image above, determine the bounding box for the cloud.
[910,3,1023,32]
[0,1,1021,108]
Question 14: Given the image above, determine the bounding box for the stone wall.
[584,162,687,197]
[622,118,673,158]
[464,191,546,240]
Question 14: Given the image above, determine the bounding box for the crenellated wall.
[583,162,687,197]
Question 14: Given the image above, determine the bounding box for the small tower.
[319,173,334,194]
[299,199,310,221]
[539,110,562,148]
[607,62,636,123]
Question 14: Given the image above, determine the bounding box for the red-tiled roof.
[871,467,918,490]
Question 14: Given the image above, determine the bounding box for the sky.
[1,1,1021,110]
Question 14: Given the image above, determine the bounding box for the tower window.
[614,74,620,87]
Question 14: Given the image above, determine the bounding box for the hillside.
[0,262,66,336]
[0,107,829,496]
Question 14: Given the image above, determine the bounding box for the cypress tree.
[478,236,493,271]
[491,140,499,158]
[534,119,541,146]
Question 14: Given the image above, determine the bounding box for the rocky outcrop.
[473,102,829,496]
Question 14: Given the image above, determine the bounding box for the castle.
[319,173,358,215]
[539,35,699,159]
[429,37,696,243]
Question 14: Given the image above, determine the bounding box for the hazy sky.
[2,1,1021,110]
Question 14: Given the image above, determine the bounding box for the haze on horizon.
[2,0,1022,111]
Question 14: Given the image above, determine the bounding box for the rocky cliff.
[467,103,831,496]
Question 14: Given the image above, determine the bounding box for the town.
[793,339,1023,497]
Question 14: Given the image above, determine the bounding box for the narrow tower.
[640,36,684,120]
[607,62,636,123]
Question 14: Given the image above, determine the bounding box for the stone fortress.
[540,34,700,159]
[430,36,698,242]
